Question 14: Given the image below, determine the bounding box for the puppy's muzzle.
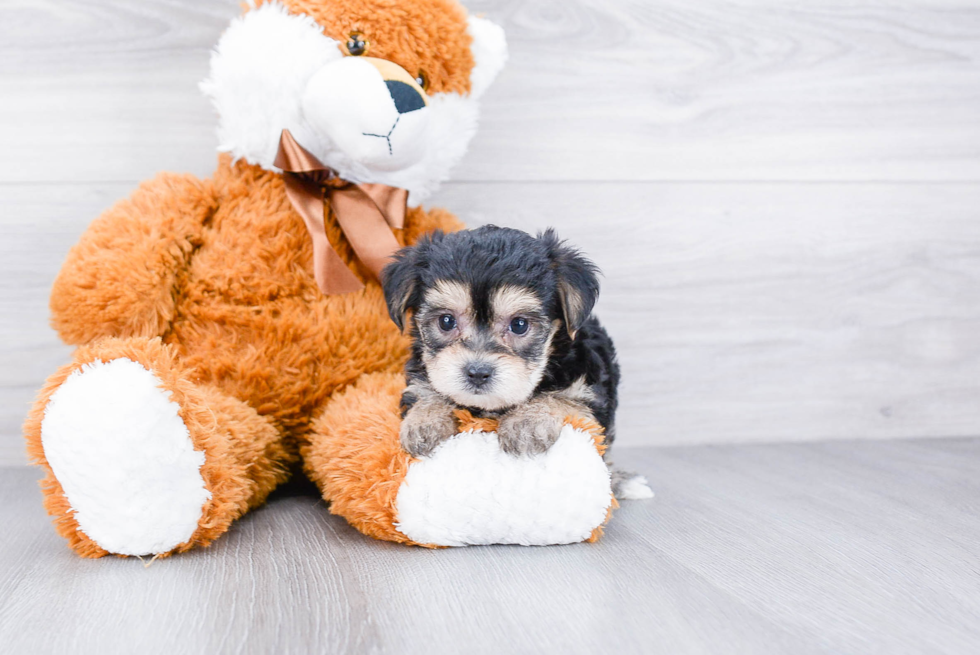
[464,362,495,390]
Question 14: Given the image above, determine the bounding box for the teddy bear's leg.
[300,372,417,545]
[23,337,291,558]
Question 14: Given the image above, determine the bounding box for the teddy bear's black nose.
[385,80,426,114]
[465,362,495,388]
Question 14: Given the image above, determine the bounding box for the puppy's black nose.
[385,80,426,114]
[465,363,495,388]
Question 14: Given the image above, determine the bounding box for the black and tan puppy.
[382,225,620,462]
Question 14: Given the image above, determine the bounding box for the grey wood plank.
[4,181,980,464]
[0,0,235,184]
[1,0,979,184]
[0,183,118,465]
[2,439,979,654]
[622,438,980,654]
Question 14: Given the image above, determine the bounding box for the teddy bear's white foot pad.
[394,426,613,547]
[40,358,211,556]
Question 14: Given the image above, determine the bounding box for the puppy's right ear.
[382,232,439,332]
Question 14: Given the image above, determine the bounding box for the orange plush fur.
[277,0,475,95]
[25,0,474,557]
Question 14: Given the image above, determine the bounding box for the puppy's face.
[416,281,560,410]
[383,226,602,411]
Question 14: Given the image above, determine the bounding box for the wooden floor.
[2,439,978,654]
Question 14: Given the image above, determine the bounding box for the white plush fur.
[466,16,508,99]
[395,426,613,546]
[200,2,343,173]
[200,1,507,206]
[302,58,431,172]
[40,359,211,556]
[316,91,479,205]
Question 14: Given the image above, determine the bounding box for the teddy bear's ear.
[200,1,343,170]
[466,15,508,99]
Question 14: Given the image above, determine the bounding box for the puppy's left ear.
[381,232,440,332]
[541,229,600,339]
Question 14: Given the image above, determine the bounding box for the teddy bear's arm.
[50,173,217,345]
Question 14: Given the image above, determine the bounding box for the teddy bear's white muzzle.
[302,57,430,172]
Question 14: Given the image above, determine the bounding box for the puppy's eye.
[510,317,530,335]
[415,71,428,90]
[438,314,457,332]
[346,32,369,56]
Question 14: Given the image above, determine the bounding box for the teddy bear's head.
[201,0,506,204]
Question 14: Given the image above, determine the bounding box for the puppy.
[382,225,620,463]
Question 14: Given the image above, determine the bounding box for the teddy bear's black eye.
[510,317,529,335]
[346,32,369,56]
[415,71,428,90]
[438,314,456,332]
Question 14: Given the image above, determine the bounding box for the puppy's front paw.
[497,406,564,457]
[400,406,457,458]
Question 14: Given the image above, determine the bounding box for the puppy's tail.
[610,467,654,500]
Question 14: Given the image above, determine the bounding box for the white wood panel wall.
[2,0,979,464]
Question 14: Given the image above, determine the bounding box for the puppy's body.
[536,315,619,441]
[383,225,620,461]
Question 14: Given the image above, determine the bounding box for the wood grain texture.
[2,439,979,654]
[0,184,116,466]
[0,0,979,183]
[0,0,234,184]
[5,181,980,463]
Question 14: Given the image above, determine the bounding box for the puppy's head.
[383,226,600,411]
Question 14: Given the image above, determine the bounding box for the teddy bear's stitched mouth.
[362,115,401,156]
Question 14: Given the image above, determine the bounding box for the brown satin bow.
[274,129,408,295]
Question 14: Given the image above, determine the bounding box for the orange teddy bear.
[24,0,511,557]
[26,0,643,557]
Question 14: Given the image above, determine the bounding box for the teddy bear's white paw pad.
[395,426,613,547]
[41,358,211,556]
